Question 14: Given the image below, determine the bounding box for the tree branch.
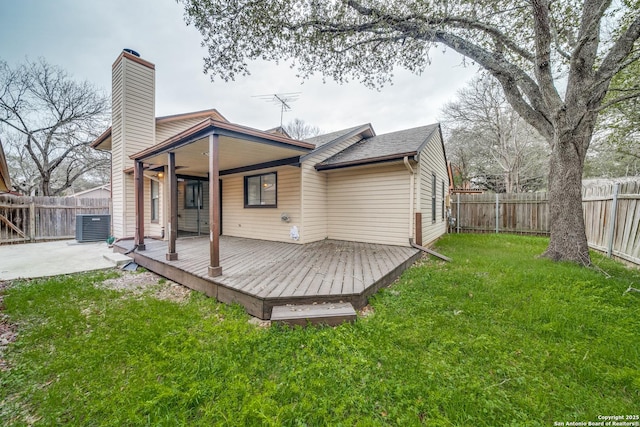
[432,30,554,140]
[593,14,640,86]
[530,0,563,113]
[342,0,535,62]
[595,91,640,111]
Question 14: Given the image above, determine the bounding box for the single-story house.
[92,50,450,319]
[0,137,11,193]
[67,184,111,199]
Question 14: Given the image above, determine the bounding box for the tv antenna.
[253,92,301,127]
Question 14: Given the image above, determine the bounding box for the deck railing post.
[606,182,620,258]
[166,151,178,261]
[208,134,222,277]
[134,160,145,251]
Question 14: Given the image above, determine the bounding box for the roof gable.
[304,124,372,147]
[131,117,315,161]
[91,108,228,150]
[316,123,440,171]
[301,124,375,162]
[264,126,292,138]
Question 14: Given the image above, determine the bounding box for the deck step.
[103,252,133,266]
[271,302,357,326]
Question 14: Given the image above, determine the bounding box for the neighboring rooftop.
[0,137,11,193]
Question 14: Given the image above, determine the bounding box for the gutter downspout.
[404,156,415,243]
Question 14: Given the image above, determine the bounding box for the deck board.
[243,245,303,296]
[115,236,420,319]
[343,242,358,295]
[253,246,314,298]
[266,256,315,298]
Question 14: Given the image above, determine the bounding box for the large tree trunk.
[543,133,590,265]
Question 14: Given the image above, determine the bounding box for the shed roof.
[316,123,440,170]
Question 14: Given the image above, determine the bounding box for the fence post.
[29,198,36,241]
[606,182,620,257]
[456,193,460,234]
[495,193,499,233]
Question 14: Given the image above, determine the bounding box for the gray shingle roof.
[304,124,371,148]
[317,123,440,169]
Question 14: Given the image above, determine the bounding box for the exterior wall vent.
[76,214,111,243]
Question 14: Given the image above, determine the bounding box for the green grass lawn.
[1,234,639,426]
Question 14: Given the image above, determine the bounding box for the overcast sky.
[1,0,480,136]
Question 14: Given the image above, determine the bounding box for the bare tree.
[0,58,110,196]
[179,0,640,265]
[594,59,640,171]
[285,118,322,140]
[445,127,482,190]
[442,76,549,193]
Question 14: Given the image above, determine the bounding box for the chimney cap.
[123,48,141,58]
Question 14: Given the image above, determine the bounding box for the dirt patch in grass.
[358,304,375,317]
[99,271,192,304]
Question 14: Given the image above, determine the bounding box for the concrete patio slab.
[0,240,124,281]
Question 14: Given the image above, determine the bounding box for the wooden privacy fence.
[451,192,550,235]
[451,181,640,265]
[582,181,640,266]
[0,195,110,244]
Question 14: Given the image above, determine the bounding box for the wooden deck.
[115,236,420,319]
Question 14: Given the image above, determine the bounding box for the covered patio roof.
[130,117,315,176]
[91,108,230,151]
[129,117,317,279]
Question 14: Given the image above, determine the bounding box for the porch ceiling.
[142,135,305,176]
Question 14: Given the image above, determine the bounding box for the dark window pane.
[244,172,277,207]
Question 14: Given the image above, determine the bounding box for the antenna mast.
[253,92,301,127]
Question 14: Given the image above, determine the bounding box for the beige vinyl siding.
[122,174,136,237]
[110,54,155,238]
[300,164,326,243]
[121,59,155,161]
[177,180,210,233]
[327,163,410,246]
[418,131,448,246]
[156,117,216,143]
[143,177,164,237]
[300,135,364,243]
[111,62,124,237]
[222,167,301,243]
